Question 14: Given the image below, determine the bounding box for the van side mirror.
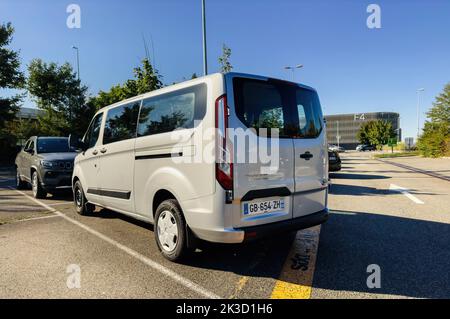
[69,134,88,152]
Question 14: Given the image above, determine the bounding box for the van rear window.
[295,87,323,138]
[232,77,323,138]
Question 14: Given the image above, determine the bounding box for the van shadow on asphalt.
[185,210,450,298]
[313,210,450,298]
[48,205,450,297]
[93,207,295,283]
[176,209,450,299]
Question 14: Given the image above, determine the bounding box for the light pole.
[336,120,340,148]
[284,64,303,81]
[201,0,208,75]
[72,45,80,81]
[416,88,425,140]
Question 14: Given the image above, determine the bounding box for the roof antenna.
[150,34,156,68]
[142,33,156,68]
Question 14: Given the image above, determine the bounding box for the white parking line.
[389,184,425,204]
[12,214,60,223]
[9,187,220,299]
[44,202,73,207]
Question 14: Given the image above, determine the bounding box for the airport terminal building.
[324,112,401,150]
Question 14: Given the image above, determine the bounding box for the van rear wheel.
[155,199,188,262]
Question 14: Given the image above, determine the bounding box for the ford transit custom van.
[70,72,329,261]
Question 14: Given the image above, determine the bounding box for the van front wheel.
[155,199,187,262]
[73,181,94,215]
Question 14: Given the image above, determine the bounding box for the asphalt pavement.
[1,152,449,298]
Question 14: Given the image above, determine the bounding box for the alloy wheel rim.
[75,188,82,207]
[157,210,179,252]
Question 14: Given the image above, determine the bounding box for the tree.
[191,73,198,79]
[88,58,162,110]
[418,83,450,157]
[426,83,450,124]
[218,44,233,73]
[358,120,395,149]
[357,121,373,145]
[133,58,163,95]
[27,59,92,136]
[7,117,41,145]
[0,22,25,150]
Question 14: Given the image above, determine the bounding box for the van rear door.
[226,75,296,228]
[292,88,328,217]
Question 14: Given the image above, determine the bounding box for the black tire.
[16,170,27,190]
[154,199,188,262]
[73,180,94,215]
[31,171,47,199]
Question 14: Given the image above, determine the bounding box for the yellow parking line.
[270,225,321,299]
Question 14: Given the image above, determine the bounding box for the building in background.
[324,112,401,150]
[18,107,41,121]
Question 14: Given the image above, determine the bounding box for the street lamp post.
[336,120,340,148]
[416,88,425,140]
[201,0,208,76]
[72,45,80,81]
[284,64,303,81]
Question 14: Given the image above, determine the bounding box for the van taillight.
[215,95,233,193]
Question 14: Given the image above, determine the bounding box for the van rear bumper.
[239,208,329,242]
[191,208,329,244]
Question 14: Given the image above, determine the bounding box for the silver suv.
[15,136,77,198]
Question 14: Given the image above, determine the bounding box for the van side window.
[137,84,206,137]
[295,88,323,138]
[103,101,140,145]
[84,112,103,148]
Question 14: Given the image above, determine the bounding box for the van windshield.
[232,77,323,138]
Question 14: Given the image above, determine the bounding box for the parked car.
[15,136,77,198]
[356,144,376,152]
[328,145,345,153]
[328,150,341,172]
[69,72,329,261]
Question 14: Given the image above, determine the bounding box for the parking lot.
[1,152,449,299]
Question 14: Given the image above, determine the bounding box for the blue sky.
[1,0,449,140]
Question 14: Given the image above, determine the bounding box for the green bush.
[417,122,449,157]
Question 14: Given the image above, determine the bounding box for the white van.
[70,72,329,261]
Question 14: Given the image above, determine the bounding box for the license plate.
[242,199,285,216]
[329,156,336,161]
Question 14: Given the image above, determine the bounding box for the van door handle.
[300,151,313,160]
[92,150,98,155]
[100,148,107,154]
